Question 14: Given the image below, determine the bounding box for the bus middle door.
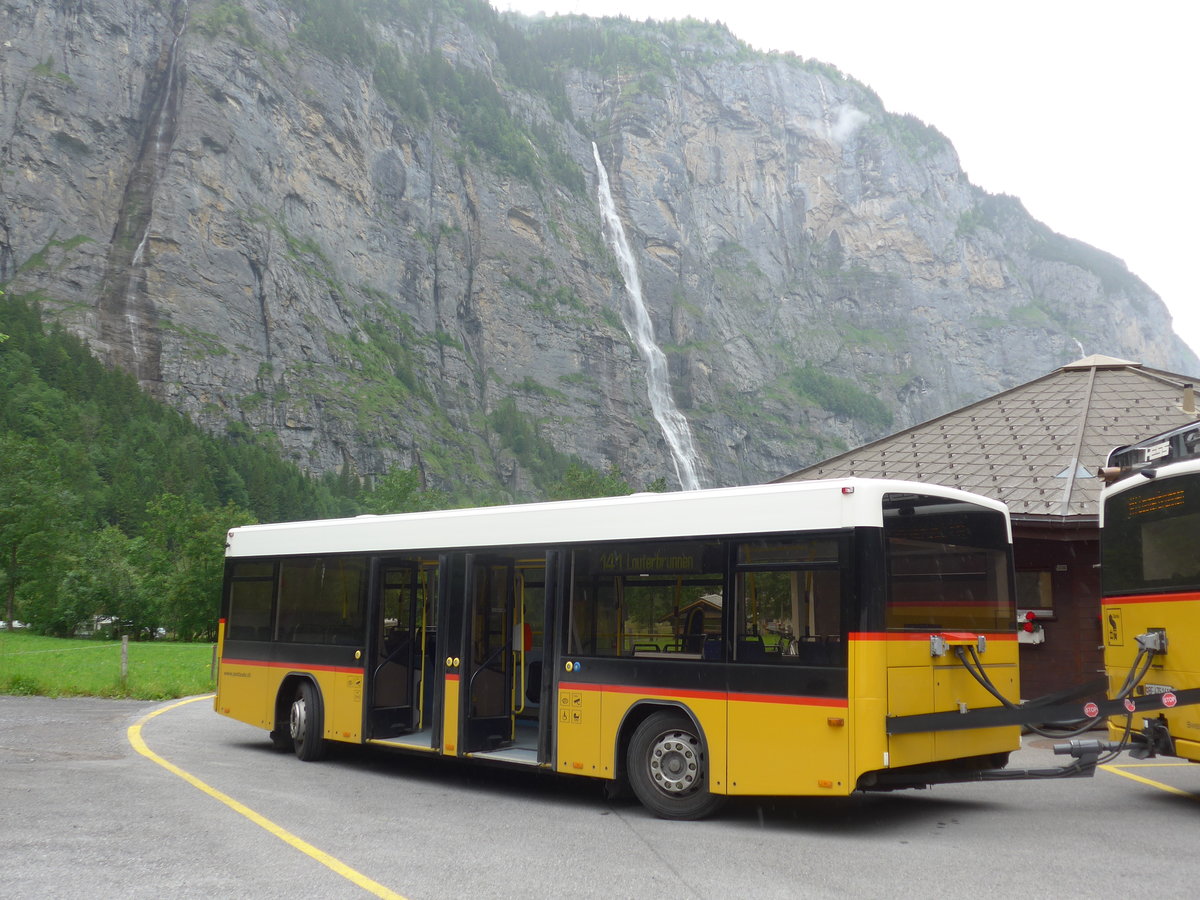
[367,560,422,739]
[463,556,516,752]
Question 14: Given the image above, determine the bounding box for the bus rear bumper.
[856,740,1122,791]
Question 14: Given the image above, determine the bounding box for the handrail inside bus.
[513,571,526,717]
[469,644,510,699]
[417,567,428,730]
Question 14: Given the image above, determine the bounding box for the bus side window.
[569,543,725,658]
[276,557,367,644]
[734,537,844,666]
[568,575,620,656]
[227,562,275,642]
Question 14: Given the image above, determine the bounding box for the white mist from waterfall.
[592,143,702,491]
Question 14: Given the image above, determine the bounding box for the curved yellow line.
[1099,763,1200,800]
[128,695,407,900]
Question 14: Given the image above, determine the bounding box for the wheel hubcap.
[289,698,306,742]
[649,730,700,794]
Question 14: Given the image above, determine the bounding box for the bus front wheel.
[627,710,724,820]
[289,681,328,761]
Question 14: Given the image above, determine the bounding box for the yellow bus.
[216,478,1030,819]
[1101,424,1200,763]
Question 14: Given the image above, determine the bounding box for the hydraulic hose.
[952,643,1154,742]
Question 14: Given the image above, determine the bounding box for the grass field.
[0,632,216,700]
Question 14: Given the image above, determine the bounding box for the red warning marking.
[1083,702,1099,718]
[1124,698,1137,713]
[1163,692,1178,708]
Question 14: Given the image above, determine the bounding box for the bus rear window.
[883,493,1012,632]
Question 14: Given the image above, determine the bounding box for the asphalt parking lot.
[2,694,1197,899]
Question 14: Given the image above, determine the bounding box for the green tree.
[2,294,351,526]
[23,530,108,640]
[0,434,83,633]
[58,526,148,638]
[364,466,450,514]
[141,494,257,640]
[547,463,634,500]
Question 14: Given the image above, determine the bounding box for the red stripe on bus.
[445,674,460,682]
[849,632,1016,642]
[566,682,725,702]
[558,681,847,708]
[219,658,362,674]
[729,692,847,708]
[1101,592,1200,605]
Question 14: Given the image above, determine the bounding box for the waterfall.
[97,0,189,382]
[592,143,702,491]
[132,0,188,269]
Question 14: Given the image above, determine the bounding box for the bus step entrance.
[465,746,543,767]
[466,719,542,766]
[368,727,437,753]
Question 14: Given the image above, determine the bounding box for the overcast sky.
[493,0,1199,362]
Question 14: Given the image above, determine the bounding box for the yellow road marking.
[128,696,407,900]
[1099,763,1200,799]
[1106,762,1194,768]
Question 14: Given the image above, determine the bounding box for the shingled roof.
[776,355,1200,522]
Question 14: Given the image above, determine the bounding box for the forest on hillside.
[0,297,653,640]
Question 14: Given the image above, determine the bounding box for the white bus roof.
[225,478,1010,559]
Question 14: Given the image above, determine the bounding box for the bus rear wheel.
[289,681,328,761]
[627,710,724,820]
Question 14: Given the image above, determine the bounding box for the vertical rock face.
[1,1,1194,493]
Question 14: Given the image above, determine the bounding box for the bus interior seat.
[684,608,706,652]
[737,636,767,660]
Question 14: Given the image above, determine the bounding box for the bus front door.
[367,560,423,740]
[463,558,516,752]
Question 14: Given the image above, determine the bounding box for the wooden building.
[776,355,1200,698]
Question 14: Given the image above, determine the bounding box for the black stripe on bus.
[220,641,365,671]
[559,656,848,699]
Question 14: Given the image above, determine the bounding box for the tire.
[627,710,724,820]
[289,681,328,761]
[269,726,294,753]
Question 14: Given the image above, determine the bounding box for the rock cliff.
[2,0,1194,494]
